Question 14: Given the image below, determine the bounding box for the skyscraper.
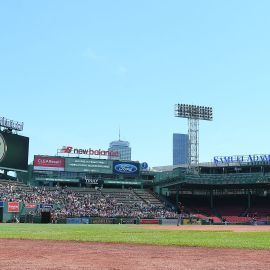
[173,133,188,165]
[108,140,131,160]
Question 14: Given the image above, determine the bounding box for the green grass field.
[0,224,269,250]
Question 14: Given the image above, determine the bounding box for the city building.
[173,133,188,165]
[108,140,131,160]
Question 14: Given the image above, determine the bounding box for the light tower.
[174,104,213,167]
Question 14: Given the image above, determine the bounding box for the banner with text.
[65,157,113,174]
[8,202,20,213]
[34,156,65,171]
[25,203,37,209]
[140,219,160,224]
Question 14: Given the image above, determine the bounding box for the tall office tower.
[173,133,189,165]
[108,140,131,160]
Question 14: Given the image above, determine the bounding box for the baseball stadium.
[0,112,270,269]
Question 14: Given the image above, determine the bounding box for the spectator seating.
[0,181,177,220]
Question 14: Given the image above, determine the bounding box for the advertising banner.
[140,162,148,170]
[82,175,104,186]
[0,131,29,171]
[81,218,89,224]
[140,219,160,224]
[161,219,178,225]
[119,218,138,224]
[90,218,114,224]
[84,177,100,185]
[213,154,270,165]
[113,161,140,175]
[39,204,54,209]
[8,202,20,213]
[0,201,4,207]
[65,157,113,174]
[66,218,81,224]
[25,203,37,209]
[104,180,141,185]
[59,146,119,158]
[34,156,65,171]
[255,220,268,225]
[35,177,79,183]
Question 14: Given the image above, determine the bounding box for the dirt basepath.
[0,239,270,270]
[138,224,270,232]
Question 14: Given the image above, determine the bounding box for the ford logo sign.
[114,163,138,173]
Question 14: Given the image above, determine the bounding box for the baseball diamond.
[1,155,270,269]
[2,1,270,269]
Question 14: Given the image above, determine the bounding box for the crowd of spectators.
[0,182,178,220]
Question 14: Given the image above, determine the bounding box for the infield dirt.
[137,224,270,232]
[1,231,270,270]
[1,225,270,269]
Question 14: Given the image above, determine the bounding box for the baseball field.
[0,224,270,269]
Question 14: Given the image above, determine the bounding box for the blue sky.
[1,1,270,167]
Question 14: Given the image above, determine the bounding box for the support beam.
[188,118,199,165]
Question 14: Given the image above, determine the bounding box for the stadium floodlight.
[174,104,213,120]
[174,104,213,167]
[0,116,24,132]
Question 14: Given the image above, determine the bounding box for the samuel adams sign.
[213,154,270,164]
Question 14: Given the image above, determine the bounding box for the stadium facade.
[27,152,270,208]
[153,156,270,223]
[29,155,154,188]
[0,120,270,224]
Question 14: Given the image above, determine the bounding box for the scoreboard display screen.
[0,131,29,171]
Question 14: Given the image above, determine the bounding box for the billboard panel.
[65,157,113,174]
[0,131,29,171]
[113,161,140,175]
[39,204,53,209]
[8,202,20,213]
[140,219,159,224]
[33,156,65,171]
[25,203,37,209]
[81,175,104,186]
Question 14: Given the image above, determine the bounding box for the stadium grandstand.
[1,154,270,225]
[0,116,269,225]
[154,160,270,225]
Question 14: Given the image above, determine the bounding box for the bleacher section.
[0,178,32,192]
[1,178,269,224]
[0,181,177,220]
[101,188,141,206]
[133,189,165,208]
[170,194,270,224]
[64,187,166,208]
[245,197,270,220]
[221,216,252,223]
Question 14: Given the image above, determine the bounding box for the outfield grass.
[0,224,269,249]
